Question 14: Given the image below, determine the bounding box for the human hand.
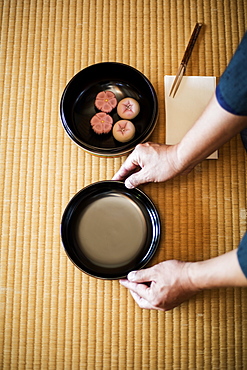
[119,260,200,311]
[112,142,185,189]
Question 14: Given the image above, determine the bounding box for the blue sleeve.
[237,232,247,278]
[215,33,247,278]
[216,32,247,116]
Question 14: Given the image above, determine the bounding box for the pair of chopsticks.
[169,22,203,98]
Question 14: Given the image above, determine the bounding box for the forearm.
[187,249,247,290]
[119,249,247,311]
[176,93,247,171]
[113,93,247,188]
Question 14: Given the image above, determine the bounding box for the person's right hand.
[112,142,186,189]
[119,249,247,311]
[119,260,199,311]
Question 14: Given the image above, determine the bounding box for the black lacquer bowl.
[60,62,158,156]
[61,181,161,279]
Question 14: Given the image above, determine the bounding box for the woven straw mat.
[0,0,247,369]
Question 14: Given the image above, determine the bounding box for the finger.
[127,267,156,284]
[120,280,162,310]
[112,163,137,182]
[129,290,155,310]
[119,279,149,295]
[121,283,165,311]
[119,279,146,291]
[113,166,142,189]
[125,169,149,189]
[119,279,152,302]
[119,279,129,286]
[112,152,140,182]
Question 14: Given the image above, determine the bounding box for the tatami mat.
[0,0,247,368]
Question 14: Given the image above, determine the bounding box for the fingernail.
[128,271,136,281]
[125,179,134,189]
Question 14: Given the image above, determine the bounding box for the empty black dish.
[61,181,161,279]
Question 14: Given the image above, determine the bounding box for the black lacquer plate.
[60,62,158,156]
[61,181,161,279]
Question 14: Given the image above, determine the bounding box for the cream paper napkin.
[165,76,218,159]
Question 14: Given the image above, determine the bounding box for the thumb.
[128,267,155,283]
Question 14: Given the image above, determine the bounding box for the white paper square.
[165,76,218,159]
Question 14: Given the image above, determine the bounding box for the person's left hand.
[119,260,200,311]
[112,142,183,189]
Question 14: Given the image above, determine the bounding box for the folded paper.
[165,76,218,159]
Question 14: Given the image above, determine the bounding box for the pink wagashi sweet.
[95,91,117,113]
[90,112,113,134]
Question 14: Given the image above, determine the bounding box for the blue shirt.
[216,32,247,116]
[216,32,247,278]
